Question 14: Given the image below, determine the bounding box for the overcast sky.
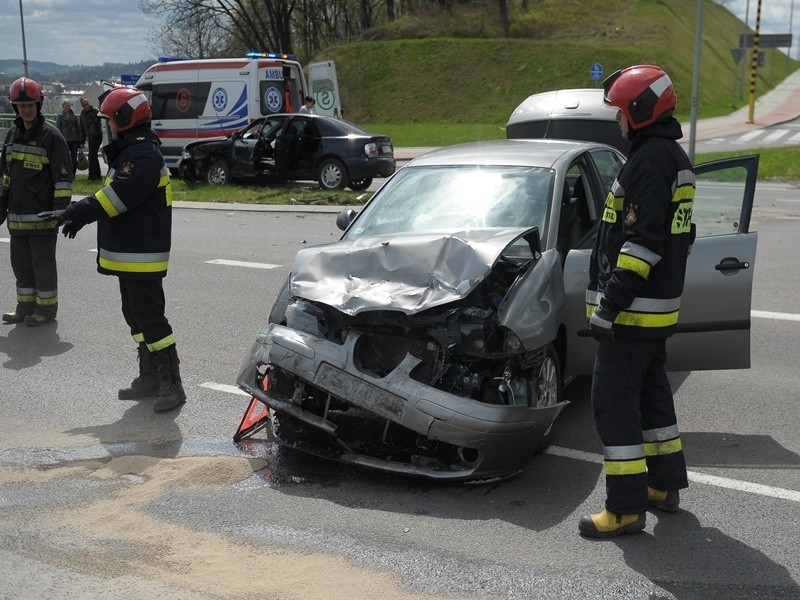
[0,0,798,67]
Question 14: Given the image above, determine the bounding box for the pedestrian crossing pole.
[747,0,763,123]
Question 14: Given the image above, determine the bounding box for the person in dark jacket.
[79,97,104,181]
[0,77,73,326]
[56,100,81,176]
[40,87,186,413]
[578,65,695,539]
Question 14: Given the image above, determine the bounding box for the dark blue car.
[178,113,395,190]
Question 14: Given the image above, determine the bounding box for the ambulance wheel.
[317,158,347,190]
[206,158,231,185]
[348,178,373,191]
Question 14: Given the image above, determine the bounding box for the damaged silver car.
[236,139,759,482]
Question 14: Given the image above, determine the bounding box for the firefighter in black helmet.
[578,65,695,538]
[1,77,73,326]
[39,86,186,412]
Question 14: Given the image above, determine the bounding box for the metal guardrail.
[1,113,58,127]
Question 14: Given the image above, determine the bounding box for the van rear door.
[139,67,201,170]
[308,61,342,118]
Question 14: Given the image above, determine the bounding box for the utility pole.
[747,0,762,123]
[19,0,29,77]
[688,0,703,163]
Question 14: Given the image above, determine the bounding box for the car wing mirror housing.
[336,209,357,231]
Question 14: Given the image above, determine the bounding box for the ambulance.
[135,53,341,170]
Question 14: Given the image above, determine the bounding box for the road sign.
[589,63,603,82]
[120,74,140,86]
[738,33,793,48]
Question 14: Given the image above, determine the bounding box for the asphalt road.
[0,185,799,599]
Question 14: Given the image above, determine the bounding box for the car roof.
[406,138,614,169]
[507,88,618,126]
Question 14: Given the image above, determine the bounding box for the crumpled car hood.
[289,228,536,316]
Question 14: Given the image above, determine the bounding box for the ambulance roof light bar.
[244,51,297,60]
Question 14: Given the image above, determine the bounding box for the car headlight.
[181,150,191,159]
[364,142,379,157]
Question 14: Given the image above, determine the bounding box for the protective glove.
[37,209,68,224]
[61,221,84,239]
[588,298,619,341]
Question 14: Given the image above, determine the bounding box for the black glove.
[61,221,84,239]
[588,298,619,341]
[37,209,68,225]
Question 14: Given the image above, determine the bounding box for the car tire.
[317,158,347,190]
[206,158,231,185]
[348,178,373,191]
[532,343,562,451]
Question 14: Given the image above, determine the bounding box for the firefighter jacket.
[586,117,695,339]
[0,114,73,235]
[64,127,173,279]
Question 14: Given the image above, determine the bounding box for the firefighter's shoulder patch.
[118,162,135,177]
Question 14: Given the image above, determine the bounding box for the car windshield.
[343,165,554,241]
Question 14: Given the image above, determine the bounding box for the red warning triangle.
[233,397,271,442]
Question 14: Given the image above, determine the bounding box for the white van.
[506,88,630,155]
[135,53,340,169]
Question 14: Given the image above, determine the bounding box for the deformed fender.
[498,248,566,351]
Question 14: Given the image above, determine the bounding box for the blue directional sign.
[590,63,604,82]
[120,74,140,86]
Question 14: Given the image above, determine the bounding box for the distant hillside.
[0,59,154,83]
[314,0,799,124]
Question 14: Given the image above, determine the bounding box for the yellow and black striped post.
[747,0,763,123]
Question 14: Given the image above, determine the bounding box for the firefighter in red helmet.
[579,66,695,538]
[0,77,73,326]
[39,86,186,412]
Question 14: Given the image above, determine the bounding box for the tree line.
[139,0,515,61]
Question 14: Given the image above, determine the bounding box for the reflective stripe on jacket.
[586,119,695,339]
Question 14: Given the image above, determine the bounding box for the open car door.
[564,154,759,376]
[665,154,759,371]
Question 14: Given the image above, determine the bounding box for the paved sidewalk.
[681,67,800,140]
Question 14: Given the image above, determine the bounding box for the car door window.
[589,148,625,195]
[693,159,756,237]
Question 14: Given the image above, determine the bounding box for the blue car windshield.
[343,165,554,241]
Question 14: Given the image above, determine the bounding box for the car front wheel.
[531,343,562,451]
[317,158,347,190]
[348,177,373,191]
[206,158,231,185]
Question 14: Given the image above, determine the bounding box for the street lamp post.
[19,0,29,77]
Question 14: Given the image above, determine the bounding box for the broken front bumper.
[237,322,567,481]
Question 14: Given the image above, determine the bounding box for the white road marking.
[206,259,281,270]
[545,445,800,504]
[199,381,250,396]
[205,381,800,504]
[763,128,790,142]
[786,131,800,143]
[0,238,8,243]
[752,310,800,322]
[734,130,764,143]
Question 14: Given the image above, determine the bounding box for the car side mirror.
[336,209,356,231]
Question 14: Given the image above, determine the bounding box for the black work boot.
[152,345,187,412]
[119,342,160,400]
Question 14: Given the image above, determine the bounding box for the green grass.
[70,175,372,205]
